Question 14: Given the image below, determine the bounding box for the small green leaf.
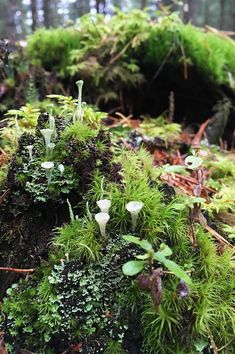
[154,252,192,285]
[163,164,186,173]
[122,235,153,251]
[159,243,172,257]
[194,339,208,352]
[122,260,145,276]
[185,156,203,170]
[136,253,149,260]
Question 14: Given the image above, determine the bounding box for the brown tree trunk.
[188,0,201,25]
[6,0,17,39]
[43,0,50,28]
[31,0,37,32]
[204,0,210,26]
[141,0,147,9]
[219,0,225,29]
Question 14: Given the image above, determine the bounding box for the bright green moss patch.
[27,11,235,89]
[61,120,97,142]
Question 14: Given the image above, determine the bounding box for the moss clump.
[1,236,140,353]
[0,105,120,297]
[1,145,234,353]
[27,27,81,74]
[27,11,235,103]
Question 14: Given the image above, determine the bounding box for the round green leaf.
[122,260,145,276]
[185,156,202,170]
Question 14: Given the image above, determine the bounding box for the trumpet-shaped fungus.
[95,212,110,238]
[96,199,111,213]
[126,201,144,232]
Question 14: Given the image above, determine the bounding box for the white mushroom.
[58,164,65,176]
[40,129,54,150]
[96,199,111,213]
[81,101,87,122]
[76,80,84,121]
[49,116,55,131]
[26,145,33,161]
[95,212,110,238]
[126,201,144,232]
[47,142,55,156]
[41,161,54,184]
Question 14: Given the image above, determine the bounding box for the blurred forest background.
[0,0,235,39]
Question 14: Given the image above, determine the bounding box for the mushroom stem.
[76,80,84,122]
[40,129,54,154]
[47,170,52,184]
[126,201,144,233]
[95,212,110,238]
[131,213,138,233]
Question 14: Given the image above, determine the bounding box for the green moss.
[54,218,101,262]
[27,27,81,75]
[27,11,235,94]
[104,340,125,354]
[61,120,97,142]
[146,15,235,87]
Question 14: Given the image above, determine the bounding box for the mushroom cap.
[126,201,144,214]
[40,129,54,137]
[76,80,84,87]
[185,156,203,170]
[48,143,55,149]
[95,212,110,224]
[97,199,111,211]
[41,161,54,169]
[26,145,33,150]
[58,164,65,173]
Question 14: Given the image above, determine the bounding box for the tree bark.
[188,0,201,25]
[31,0,37,32]
[43,0,50,28]
[141,0,147,9]
[219,0,225,30]
[6,0,17,39]
[204,0,210,26]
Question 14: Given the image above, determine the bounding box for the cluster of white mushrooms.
[24,80,86,184]
[95,199,144,237]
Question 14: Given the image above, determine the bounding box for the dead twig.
[205,225,233,248]
[218,337,235,352]
[208,331,219,354]
[192,119,209,146]
[0,267,35,273]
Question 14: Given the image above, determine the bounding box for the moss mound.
[23,11,235,146]
[0,109,120,297]
[0,102,234,352]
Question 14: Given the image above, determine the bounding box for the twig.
[119,138,133,150]
[163,270,191,275]
[0,189,10,206]
[168,91,175,122]
[208,331,219,354]
[218,337,235,352]
[205,25,235,43]
[0,267,35,273]
[192,119,209,146]
[109,36,136,64]
[152,46,175,81]
[205,225,233,248]
[179,42,188,80]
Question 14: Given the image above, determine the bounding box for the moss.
[27,27,81,74]
[27,11,235,94]
[61,120,97,142]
